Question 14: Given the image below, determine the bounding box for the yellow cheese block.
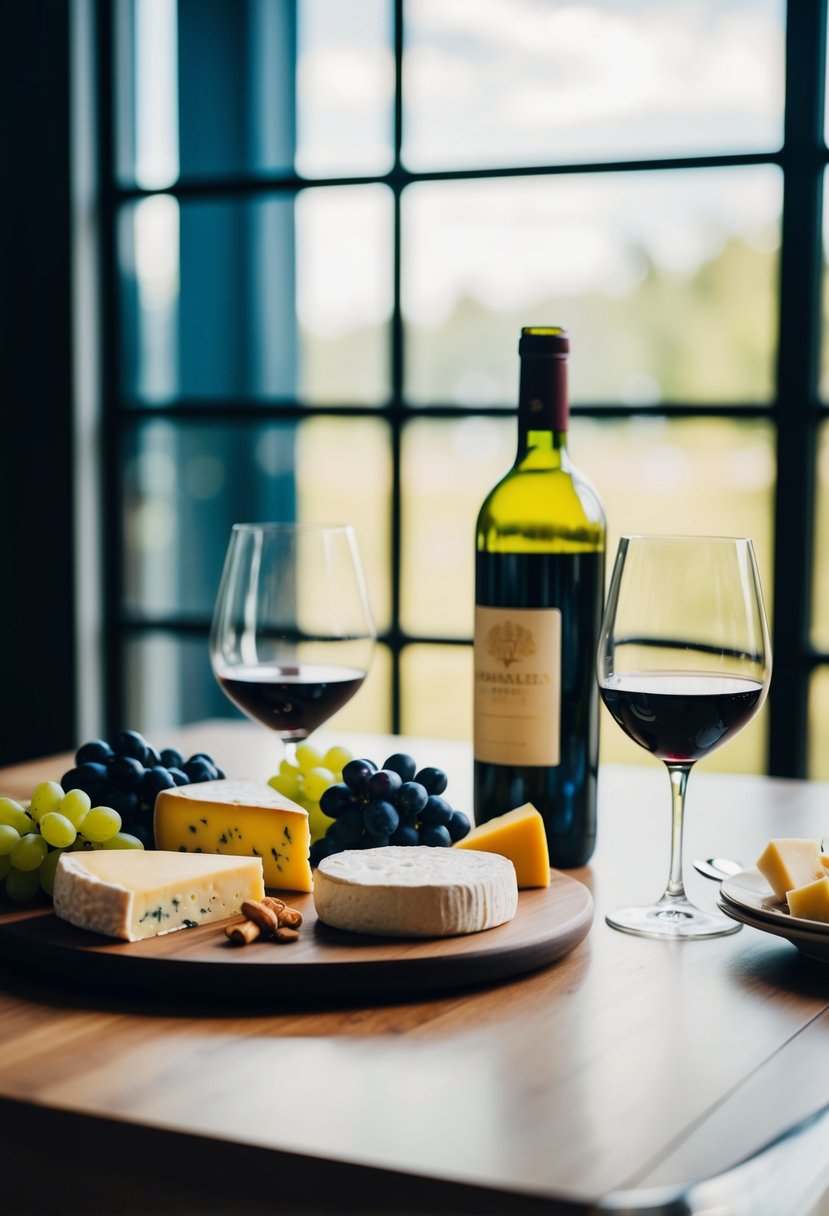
[453,803,550,888]
[787,876,829,923]
[154,779,312,892]
[755,838,824,902]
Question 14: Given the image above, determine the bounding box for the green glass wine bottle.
[473,327,606,867]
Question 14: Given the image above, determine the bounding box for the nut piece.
[241,899,280,934]
[226,920,261,946]
[278,907,303,930]
[261,896,286,915]
[273,926,300,944]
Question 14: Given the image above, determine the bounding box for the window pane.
[403,0,784,172]
[812,423,829,651]
[400,644,472,740]
[119,187,391,403]
[402,169,780,406]
[123,418,391,624]
[116,0,393,186]
[808,669,829,780]
[401,416,775,651]
[126,635,392,735]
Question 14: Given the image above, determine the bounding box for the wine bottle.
[473,327,606,867]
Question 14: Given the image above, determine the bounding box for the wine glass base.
[606,897,742,940]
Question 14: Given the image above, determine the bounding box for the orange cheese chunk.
[454,803,550,888]
[755,838,824,902]
[154,780,312,892]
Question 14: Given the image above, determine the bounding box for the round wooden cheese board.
[0,871,593,1003]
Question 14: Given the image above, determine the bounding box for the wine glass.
[596,535,772,939]
[210,523,375,765]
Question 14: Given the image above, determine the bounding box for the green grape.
[295,743,323,773]
[11,832,48,872]
[323,745,352,775]
[279,758,301,778]
[70,837,101,851]
[0,824,20,855]
[39,848,65,896]
[5,865,41,901]
[100,832,144,850]
[303,766,335,803]
[0,797,34,835]
[268,772,301,799]
[0,854,11,880]
[59,788,91,829]
[28,781,65,822]
[39,812,77,849]
[81,806,122,843]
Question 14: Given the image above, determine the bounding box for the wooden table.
[1,722,828,1216]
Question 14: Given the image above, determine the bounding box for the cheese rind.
[454,803,550,888]
[755,838,824,902]
[154,779,312,892]
[787,876,829,923]
[313,846,518,937]
[52,850,265,941]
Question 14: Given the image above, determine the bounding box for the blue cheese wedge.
[313,846,518,938]
[52,849,265,942]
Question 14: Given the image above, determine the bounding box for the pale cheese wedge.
[755,838,825,903]
[53,849,265,941]
[787,876,829,923]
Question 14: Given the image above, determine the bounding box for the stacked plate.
[719,869,829,963]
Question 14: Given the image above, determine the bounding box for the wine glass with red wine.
[597,535,771,939]
[210,523,375,763]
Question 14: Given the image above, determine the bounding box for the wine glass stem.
[665,763,692,900]
[283,740,298,769]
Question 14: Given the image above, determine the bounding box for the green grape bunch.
[0,781,143,903]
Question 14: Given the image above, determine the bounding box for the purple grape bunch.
[309,752,471,867]
[61,730,225,848]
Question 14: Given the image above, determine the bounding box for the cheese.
[454,803,550,888]
[755,838,824,902]
[313,845,518,937]
[52,850,265,942]
[787,876,829,923]
[154,779,312,892]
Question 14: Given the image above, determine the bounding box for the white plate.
[718,869,829,963]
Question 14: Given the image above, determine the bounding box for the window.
[95,0,827,778]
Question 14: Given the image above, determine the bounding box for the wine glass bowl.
[210,523,375,755]
[597,535,771,939]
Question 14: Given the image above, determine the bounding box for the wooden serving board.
[0,871,592,1004]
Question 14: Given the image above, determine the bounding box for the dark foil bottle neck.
[518,353,569,442]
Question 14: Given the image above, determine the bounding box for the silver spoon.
[693,857,744,882]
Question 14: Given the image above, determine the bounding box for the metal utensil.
[693,857,744,882]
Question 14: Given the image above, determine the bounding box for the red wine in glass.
[600,672,765,764]
[217,663,366,739]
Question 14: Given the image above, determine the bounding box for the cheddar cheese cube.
[454,802,550,888]
[787,876,829,923]
[154,779,312,892]
[755,838,824,903]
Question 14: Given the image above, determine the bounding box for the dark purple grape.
[383,753,417,783]
[420,823,452,847]
[167,767,190,786]
[61,762,109,799]
[420,795,453,826]
[415,766,448,796]
[109,755,145,792]
[397,781,428,820]
[342,758,378,793]
[310,836,342,867]
[366,769,402,801]
[389,823,419,847]
[145,745,162,767]
[140,766,176,803]
[447,810,472,842]
[183,758,217,784]
[106,789,141,819]
[319,783,355,819]
[187,752,216,767]
[364,800,399,838]
[75,739,114,766]
[160,747,185,770]
[112,730,150,762]
[329,808,365,848]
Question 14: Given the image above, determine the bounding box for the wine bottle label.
[473,606,561,766]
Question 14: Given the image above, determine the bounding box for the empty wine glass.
[210,523,375,764]
[596,535,772,939]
